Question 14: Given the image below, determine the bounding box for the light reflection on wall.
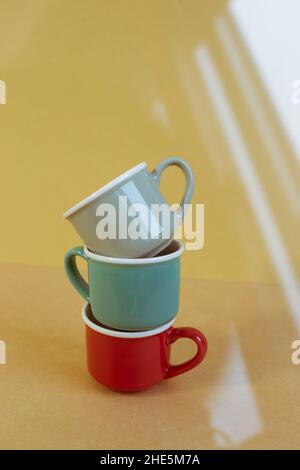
[194,45,300,331]
[215,16,300,213]
[150,99,172,134]
[230,0,300,164]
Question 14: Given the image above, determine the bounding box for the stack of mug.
[64,158,207,392]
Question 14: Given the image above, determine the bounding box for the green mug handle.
[151,157,194,225]
[64,246,90,301]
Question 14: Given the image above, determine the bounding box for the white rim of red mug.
[82,302,175,339]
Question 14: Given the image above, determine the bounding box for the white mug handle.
[151,157,194,225]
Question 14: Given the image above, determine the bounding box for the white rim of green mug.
[83,240,184,265]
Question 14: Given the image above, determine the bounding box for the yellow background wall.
[1,0,299,283]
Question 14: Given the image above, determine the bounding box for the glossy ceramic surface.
[64,240,184,330]
[63,157,193,258]
[83,303,207,392]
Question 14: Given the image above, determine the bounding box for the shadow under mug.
[63,157,194,258]
[82,303,208,392]
[64,240,184,331]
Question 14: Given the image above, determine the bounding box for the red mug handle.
[164,327,207,379]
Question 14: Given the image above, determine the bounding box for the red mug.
[82,303,208,392]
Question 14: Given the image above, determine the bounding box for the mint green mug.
[64,240,183,331]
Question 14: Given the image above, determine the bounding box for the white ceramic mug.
[63,157,194,258]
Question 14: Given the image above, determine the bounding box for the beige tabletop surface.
[0,262,299,450]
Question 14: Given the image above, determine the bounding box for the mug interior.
[86,303,148,332]
[82,303,175,339]
[85,239,183,265]
[154,239,180,257]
